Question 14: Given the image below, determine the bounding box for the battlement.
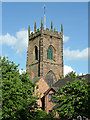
[28,18,63,40]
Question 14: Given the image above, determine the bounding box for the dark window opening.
[35,46,38,60]
[49,110,52,113]
[49,94,52,102]
[41,96,45,110]
[49,93,56,102]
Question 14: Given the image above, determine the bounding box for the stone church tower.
[26,18,63,87]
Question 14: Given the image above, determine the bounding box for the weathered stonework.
[44,89,56,114]
[26,19,63,85]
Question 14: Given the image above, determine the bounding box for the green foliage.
[44,111,57,120]
[65,71,77,78]
[59,71,77,79]
[29,110,57,120]
[53,74,89,119]
[1,57,38,120]
[30,110,47,120]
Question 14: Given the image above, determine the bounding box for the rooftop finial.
[54,27,55,32]
[28,25,30,37]
[41,17,43,25]
[41,17,43,30]
[51,21,53,31]
[34,21,36,32]
[61,24,63,33]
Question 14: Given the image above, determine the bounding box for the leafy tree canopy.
[53,74,89,119]
[59,71,78,79]
[1,56,38,120]
[65,71,78,78]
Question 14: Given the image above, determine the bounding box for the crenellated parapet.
[28,18,63,41]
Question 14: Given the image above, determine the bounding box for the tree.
[1,57,38,120]
[33,110,57,120]
[65,71,78,78]
[59,71,78,79]
[53,74,89,119]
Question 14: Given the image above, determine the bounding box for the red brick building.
[32,74,89,114]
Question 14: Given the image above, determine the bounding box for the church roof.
[31,77,41,83]
[51,74,89,110]
[44,74,89,96]
[52,74,89,88]
[44,87,57,96]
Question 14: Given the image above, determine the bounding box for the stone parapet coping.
[29,28,63,40]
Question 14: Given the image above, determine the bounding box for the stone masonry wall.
[34,77,50,109]
[43,32,63,81]
[45,90,56,114]
[26,27,63,82]
[26,35,40,77]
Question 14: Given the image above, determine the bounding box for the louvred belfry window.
[47,47,53,60]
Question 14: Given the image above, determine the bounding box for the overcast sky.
[1,2,88,76]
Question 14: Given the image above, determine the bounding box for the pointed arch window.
[47,47,53,60]
[35,46,38,60]
[45,72,54,88]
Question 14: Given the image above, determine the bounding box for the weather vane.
[43,4,46,29]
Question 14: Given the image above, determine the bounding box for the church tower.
[26,18,63,87]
